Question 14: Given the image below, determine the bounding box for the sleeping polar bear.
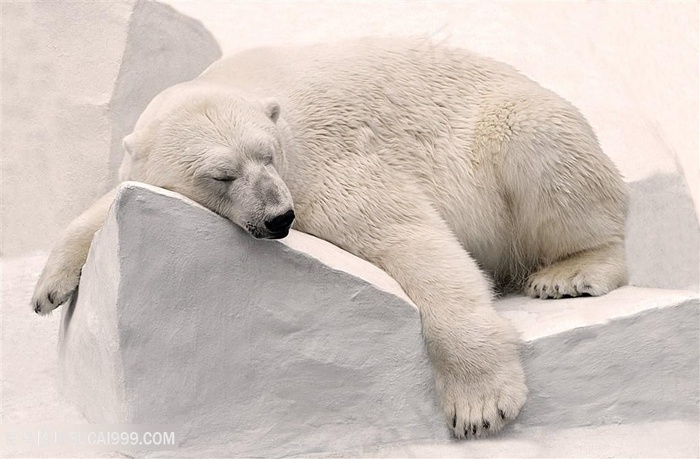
[32,38,628,439]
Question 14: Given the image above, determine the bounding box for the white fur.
[32,38,628,439]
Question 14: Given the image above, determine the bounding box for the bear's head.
[120,90,295,239]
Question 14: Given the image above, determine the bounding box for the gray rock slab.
[495,287,699,430]
[58,182,699,457]
[58,183,446,455]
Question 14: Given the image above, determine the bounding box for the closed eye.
[211,175,236,183]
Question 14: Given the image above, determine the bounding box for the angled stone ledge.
[58,182,445,455]
[58,182,699,456]
[499,289,699,427]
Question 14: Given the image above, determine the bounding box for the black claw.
[452,413,456,429]
[471,424,477,435]
[34,301,41,313]
[464,427,469,437]
[554,285,560,292]
[483,420,490,429]
[499,409,506,420]
[47,292,55,304]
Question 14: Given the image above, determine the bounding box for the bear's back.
[199,38,532,105]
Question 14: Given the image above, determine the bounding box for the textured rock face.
[1,0,220,256]
[58,183,699,456]
[58,183,446,456]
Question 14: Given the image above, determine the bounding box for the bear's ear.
[122,132,140,157]
[262,98,281,123]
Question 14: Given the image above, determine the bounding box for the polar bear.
[32,38,628,439]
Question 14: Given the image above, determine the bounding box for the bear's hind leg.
[494,96,629,300]
[525,242,627,299]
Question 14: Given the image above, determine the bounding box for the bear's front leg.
[297,183,527,439]
[32,187,119,315]
[377,222,527,438]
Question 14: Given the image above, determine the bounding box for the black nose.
[264,209,295,233]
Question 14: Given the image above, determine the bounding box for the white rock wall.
[1,0,221,256]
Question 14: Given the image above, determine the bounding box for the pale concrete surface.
[0,254,124,458]
[1,0,221,257]
[325,421,700,459]
[148,421,700,458]
[49,183,699,457]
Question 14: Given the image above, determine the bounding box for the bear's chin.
[266,228,290,240]
[249,228,290,240]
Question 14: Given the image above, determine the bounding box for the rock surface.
[58,183,445,455]
[58,183,699,456]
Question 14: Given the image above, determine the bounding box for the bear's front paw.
[436,359,527,439]
[31,264,80,315]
